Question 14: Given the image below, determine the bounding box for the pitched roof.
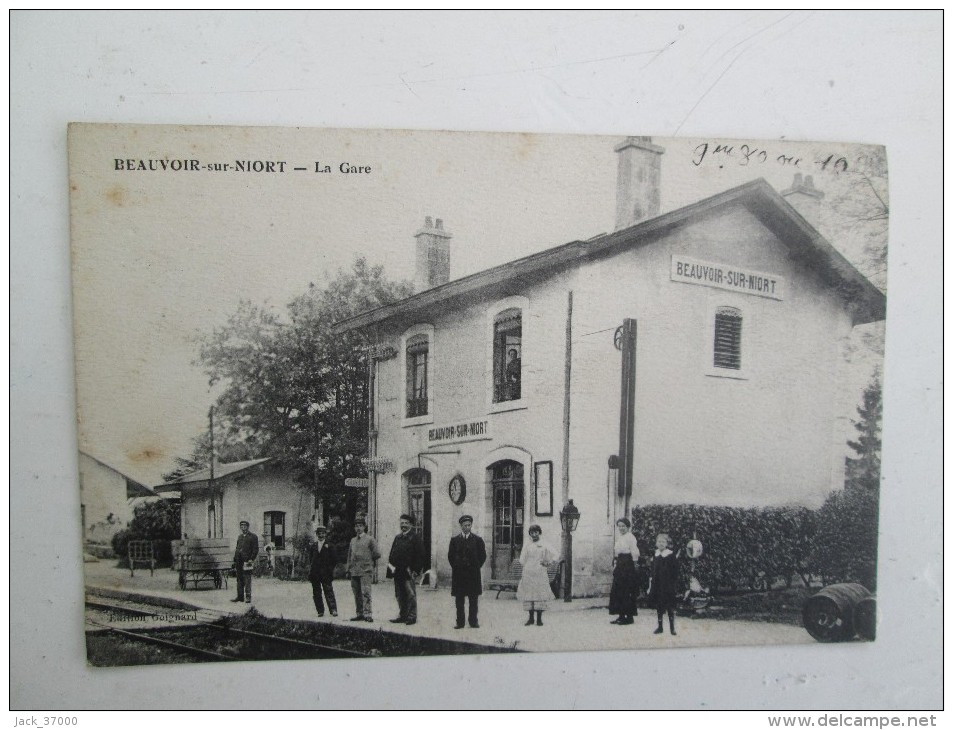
[332,178,886,333]
[154,458,271,492]
[79,450,159,498]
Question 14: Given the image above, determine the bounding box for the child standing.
[648,532,680,636]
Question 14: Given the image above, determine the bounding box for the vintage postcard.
[70,124,886,665]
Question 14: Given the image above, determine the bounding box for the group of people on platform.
[232,515,680,635]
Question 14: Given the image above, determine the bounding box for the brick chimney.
[614,136,665,231]
[414,216,452,291]
[781,173,825,229]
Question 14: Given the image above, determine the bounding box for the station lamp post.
[559,499,581,602]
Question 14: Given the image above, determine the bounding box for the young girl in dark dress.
[648,532,680,636]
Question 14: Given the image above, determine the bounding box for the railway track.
[86,596,372,662]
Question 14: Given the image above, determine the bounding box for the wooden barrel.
[854,596,877,641]
[802,583,871,642]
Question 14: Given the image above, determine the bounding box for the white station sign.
[671,255,784,301]
[427,418,492,446]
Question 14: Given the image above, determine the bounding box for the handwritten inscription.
[692,143,849,174]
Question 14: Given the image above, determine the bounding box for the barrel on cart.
[854,596,877,641]
[802,583,872,642]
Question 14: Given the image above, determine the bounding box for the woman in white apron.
[517,524,556,626]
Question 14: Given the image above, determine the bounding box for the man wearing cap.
[232,519,259,604]
[345,517,381,622]
[308,524,338,617]
[448,515,487,628]
[387,514,425,625]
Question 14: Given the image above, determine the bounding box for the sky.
[69,124,886,486]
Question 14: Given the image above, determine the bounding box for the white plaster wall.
[78,452,134,536]
[569,206,855,514]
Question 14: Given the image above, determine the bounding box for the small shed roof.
[154,458,271,492]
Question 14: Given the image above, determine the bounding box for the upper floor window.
[493,308,522,402]
[713,306,742,370]
[263,510,285,550]
[406,333,429,417]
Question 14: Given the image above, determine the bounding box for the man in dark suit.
[308,524,338,617]
[448,514,487,628]
[232,519,259,604]
[387,514,424,625]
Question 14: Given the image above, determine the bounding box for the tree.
[162,416,264,482]
[845,375,883,494]
[174,257,411,520]
[111,499,182,566]
[811,374,882,589]
[822,148,888,291]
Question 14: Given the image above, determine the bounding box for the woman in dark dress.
[648,532,680,636]
[608,518,640,625]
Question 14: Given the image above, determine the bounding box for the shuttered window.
[406,334,429,417]
[713,306,742,370]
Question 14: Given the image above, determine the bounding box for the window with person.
[263,511,285,550]
[405,333,429,417]
[493,308,522,402]
[713,306,742,370]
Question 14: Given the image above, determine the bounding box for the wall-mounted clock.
[448,474,466,505]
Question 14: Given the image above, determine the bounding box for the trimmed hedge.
[631,504,816,593]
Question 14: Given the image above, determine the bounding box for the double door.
[491,461,524,579]
[408,485,432,568]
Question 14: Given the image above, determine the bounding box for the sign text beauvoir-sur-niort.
[427,419,492,446]
[671,255,785,301]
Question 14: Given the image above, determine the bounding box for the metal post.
[561,291,573,601]
[367,339,379,583]
[208,406,216,538]
[617,319,637,516]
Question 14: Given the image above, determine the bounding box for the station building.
[334,138,885,596]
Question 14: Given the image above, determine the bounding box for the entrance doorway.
[406,469,432,568]
[490,460,524,579]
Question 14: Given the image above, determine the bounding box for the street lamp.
[559,499,581,602]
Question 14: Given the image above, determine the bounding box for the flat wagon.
[172,538,232,590]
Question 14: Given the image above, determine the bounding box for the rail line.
[85,596,372,661]
[85,615,234,662]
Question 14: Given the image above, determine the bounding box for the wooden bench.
[127,540,156,578]
[172,538,232,590]
[487,560,564,599]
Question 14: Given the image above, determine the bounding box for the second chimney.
[614,136,665,231]
[414,216,452,292]
[781,173,825,230]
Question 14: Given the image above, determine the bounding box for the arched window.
[493,308,522,402]
[406,333,429,417]
[713,306,742,370]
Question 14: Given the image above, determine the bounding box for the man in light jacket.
[345,516,381,622]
